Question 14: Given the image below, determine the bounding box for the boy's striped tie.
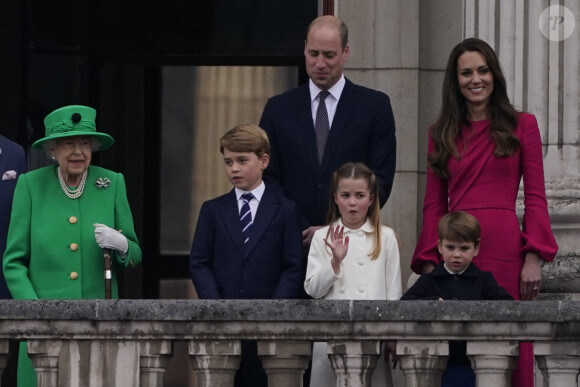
[240,193,254,243]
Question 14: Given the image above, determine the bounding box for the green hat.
[33,105,114,151]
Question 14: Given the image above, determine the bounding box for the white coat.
[304,218,403,386]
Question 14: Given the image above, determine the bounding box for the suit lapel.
[244,186,278,256]
[321,79,357,173]
[219,190,247,254]
[296,84,322,169]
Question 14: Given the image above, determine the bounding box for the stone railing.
[1,300,580,387]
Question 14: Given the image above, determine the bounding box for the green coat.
[3,164,142,386]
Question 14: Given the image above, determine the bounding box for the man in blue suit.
[189,124,303,386]
[259,15,397,247]
[0,134,26,387]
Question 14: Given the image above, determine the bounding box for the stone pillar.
[188,340,241,387]
[57,339,139,386]
[257,340,311,387]
[535,341,580,387]
[465,0,580,298]
[467,341,519,387]
[27,340,63,387]
[336,0,424,285]
[397,340,448,387]
[139,340,173,387]
[526,1,580,300]
[326,341,381,387]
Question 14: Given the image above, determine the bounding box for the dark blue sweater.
[401,262,513,364]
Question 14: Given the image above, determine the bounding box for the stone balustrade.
[1,299,580,386]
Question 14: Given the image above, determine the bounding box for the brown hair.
[326,162,382,260]
[438,211,481,246]
[306,16,349,51]
[219,124,270,157]
[428,38,520,179]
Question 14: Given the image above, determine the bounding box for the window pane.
[160,66,298,254]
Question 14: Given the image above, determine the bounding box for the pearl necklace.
[58,168,87,199]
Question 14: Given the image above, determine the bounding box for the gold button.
[70,243,78,251]
[69,216,78,224]
[70,272,78,280]
[129,260,134,267]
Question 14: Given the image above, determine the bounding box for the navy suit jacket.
[259,78,397,227]
[189,183,303,299]
[401,262,513,366]
[0,135,26,299]
[401,262,513,301]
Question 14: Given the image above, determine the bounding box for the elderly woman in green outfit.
[3,105,142,386]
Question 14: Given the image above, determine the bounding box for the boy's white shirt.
[235,181,265,219]
[304,218,403,301]
[443,262,469,275]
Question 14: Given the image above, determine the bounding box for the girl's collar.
[335,218,375,233]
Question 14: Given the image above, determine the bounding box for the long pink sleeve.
[518,114,558,260]
[411,114,558,276]
[411,130,448,274]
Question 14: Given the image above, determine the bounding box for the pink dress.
[411,113,558,385]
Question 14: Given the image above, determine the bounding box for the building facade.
[335,0,579,292]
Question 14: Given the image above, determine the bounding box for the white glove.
[94,223,128,254]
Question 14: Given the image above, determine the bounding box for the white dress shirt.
[308,75,346,129]
[235,181,265,220]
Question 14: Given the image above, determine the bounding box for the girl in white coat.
[304,162,403,387]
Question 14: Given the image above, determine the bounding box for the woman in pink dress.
[411,38,558,386]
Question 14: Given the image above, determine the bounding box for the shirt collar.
[235,181,265,202]
[309,75,346,103]
[443,262,469,275]
[334,217,375,234]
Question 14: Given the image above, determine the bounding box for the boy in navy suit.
[189,124,303,386]
[402,211,513,387]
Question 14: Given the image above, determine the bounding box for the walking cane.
[103,248,112,299]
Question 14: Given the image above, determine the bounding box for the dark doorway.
[3,0,316,299]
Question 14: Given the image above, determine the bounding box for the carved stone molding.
[541,252,580,294]
[516,178,580,223]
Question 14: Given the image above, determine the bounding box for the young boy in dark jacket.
[402,211,513,387]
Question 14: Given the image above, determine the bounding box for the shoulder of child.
[379,224,396,234]
[379,224,399,242]
[313,224,331,238]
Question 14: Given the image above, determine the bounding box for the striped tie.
[240,193,254,243]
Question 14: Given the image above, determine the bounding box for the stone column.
[336,0,423,285]
[535,341,580,387]
[27,340,63,387]
[333,0,466,286]
[326,341,381,387]
[188,340,241,387]
[397,340,448,387]
[526,1,580,300]
[257,340,311,387]
[467,341,519,387]
[139,340,173,387]
[465,0,580,298]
